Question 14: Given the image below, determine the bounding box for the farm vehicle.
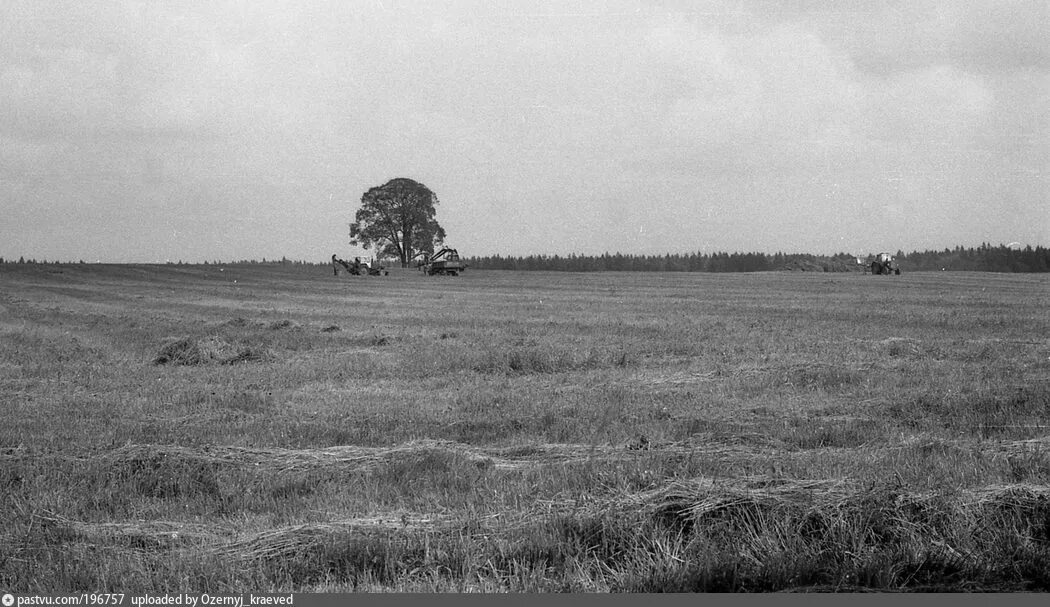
[420,248,466,276]
[332,254,388,276]
[869,252,901,275]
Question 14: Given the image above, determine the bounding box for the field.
[1,263,1048,592]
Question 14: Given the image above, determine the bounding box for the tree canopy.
[349,178,446,267]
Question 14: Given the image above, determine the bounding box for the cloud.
[0,0,1046,261]
[796,0,1050,74]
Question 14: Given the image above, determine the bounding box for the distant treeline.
[466,244,1050,273]
[3,244,1048,272]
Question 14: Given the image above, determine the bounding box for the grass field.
[1,263,1048,592]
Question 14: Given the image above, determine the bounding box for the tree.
[349,178,446,268]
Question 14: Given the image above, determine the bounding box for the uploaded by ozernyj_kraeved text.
[134,596,292,607]
[2,596,292,607]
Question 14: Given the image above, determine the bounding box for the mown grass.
[1,263,1048,592]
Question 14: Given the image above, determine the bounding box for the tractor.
[420,248,465,276]
[869,252,901,275]
[332,254,388,276]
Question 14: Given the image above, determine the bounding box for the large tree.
[349,178,447,268]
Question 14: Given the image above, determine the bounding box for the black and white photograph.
[1,0,1047,595]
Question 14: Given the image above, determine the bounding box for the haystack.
[152,336,269,365]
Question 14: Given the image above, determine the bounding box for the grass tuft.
[153,336,272,366]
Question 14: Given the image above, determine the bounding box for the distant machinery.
[332,254,388,276]
[419,248,466,276]
[869,252,901,275]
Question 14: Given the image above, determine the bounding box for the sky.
[1,0,1047,263]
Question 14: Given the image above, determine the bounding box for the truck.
[420,248,465,276]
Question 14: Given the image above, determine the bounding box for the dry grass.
[1,263,1048,592]
[153,336,273,365]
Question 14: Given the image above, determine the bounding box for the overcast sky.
[1,0,1047,262]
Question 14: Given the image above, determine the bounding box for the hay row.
[636,361,881,387]
[34,480,1049,563]
[33,511,228,546]
[639,477,1050,529]
[534,476,1050,542]
[483,474,1050,539]
[35,511,452,562]
[6,431,1044,474]
[1,440,683,473]
[100,439,783,473]
[881,433,1050,458]
[213,515,449,561]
